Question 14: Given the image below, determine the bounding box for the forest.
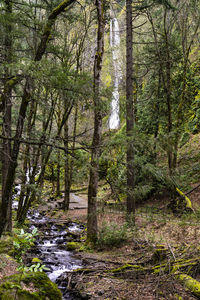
[0,0,200,299]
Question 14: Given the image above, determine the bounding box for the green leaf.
[32,257,42,263]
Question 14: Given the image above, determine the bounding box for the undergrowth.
[97,221,129,248]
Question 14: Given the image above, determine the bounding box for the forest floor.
[44,183,200,300]
[1,188,200,299]
[1,134,200,299]
[1,185,200,300]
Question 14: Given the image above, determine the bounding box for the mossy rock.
[66,242,80,251]
[0,288,40,300]
[0,272,62,300]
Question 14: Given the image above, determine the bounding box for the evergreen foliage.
[0,0,199,237]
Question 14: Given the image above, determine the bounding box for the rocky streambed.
[26,210,84,299]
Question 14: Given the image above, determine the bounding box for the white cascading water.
[109,17,122,130]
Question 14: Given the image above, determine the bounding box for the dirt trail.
[46,193,88,211]
[69,193,88,209]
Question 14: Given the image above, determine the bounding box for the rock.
[0,271,62,300]
[66,242,80,251]
[98,290,104,296]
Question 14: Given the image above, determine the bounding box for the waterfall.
[109,17,122,130]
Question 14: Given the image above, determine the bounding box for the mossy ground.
[0,236,14,254]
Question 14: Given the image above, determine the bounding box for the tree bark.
[56,151,61,196]
[63,120,70,211]
[126,0,135,217]
[1,0,13,232]
[87,0,105,244]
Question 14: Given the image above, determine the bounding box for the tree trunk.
[69,104,78,186]
[63,121,70,211]
[1,0,13,232]
[87,0,105,244]
[0,0,76,237]
[163,9,173,174]
[56,151,61,196]
[17,97,74,224]
[17,97,36,220]
[126,0,135,217]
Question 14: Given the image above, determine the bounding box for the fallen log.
[176,273,200,298]
[106,256,200,276]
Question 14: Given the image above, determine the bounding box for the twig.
[185,183,200,196]
[167,243,176,261]
[67,274,72,289]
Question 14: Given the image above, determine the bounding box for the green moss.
[14,289,40,300]
[32,258,42,263]
[0,279,40,300]
[0,237,13,254]
[174,294,183,300]
[108,264,144,273]
[66,242,80,251]
[23,272,62,299]
[177,274,200,298]
[152,263,168,274]
[176,188,193,210]
[79,242,94,253]
[0,272,62,300]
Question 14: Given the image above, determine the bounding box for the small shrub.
[13,228,49,273]
[13,228,38,264]
[97,222,128,248]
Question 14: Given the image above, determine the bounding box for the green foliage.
[13,228,38,264]
[71,149,90,184]
[179,132,190,148]
[188,91,200,134]
[13,228,50,273]
[97,222,128,248]
[79,242,94,253]
[25,263,49,273]
[100,127,175,203]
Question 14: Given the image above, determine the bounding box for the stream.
[13,196,83,300]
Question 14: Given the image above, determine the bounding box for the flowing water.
[109,17,122,130]
[13,198,83,299]
[29,211,83,299]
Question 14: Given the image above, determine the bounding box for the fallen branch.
[186,183,200,196]
[176,188,194,212]
[176,273,200,298]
